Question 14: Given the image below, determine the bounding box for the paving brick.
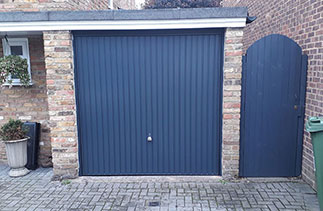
[0,165,320,210]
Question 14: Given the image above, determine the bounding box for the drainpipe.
[109,0,114,9]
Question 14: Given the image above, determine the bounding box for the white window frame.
[2,38,32,86]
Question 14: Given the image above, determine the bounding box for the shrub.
[0,119,28,141]
[0,55,30,86]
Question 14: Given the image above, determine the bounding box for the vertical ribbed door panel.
[73,30,224,176]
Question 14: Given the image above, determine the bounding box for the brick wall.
[43,31,78,178]
[223,0,323,189]
[114,0,136,9]
[40,28,244,179]
[0,0,68,12]
[0,36,52,167]
[68,0,137,10]
[66,0,109,10]
[222,28,244,178]
[0,0,135,12]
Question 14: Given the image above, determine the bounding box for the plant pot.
[4,137,30,177]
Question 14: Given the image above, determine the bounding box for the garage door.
[73,29,224,176]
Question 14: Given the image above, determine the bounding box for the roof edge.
[0,18,247,32]
[0,7,248,22]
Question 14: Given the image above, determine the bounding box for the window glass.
[10,46,24,79]
[10,46,23,56]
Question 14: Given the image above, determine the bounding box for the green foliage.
[219,179,228,184]
[144,0,222,9]
[0,119,28,141]
[61,180,71,185]
[0,55,30,86]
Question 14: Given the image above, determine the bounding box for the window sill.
[2,81,33,87]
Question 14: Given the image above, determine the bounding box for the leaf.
[0,55,30,86]
[0,119,28,141]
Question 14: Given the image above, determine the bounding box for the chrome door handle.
[147,133,152,142]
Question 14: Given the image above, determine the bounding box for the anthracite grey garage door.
[73,29,224,176]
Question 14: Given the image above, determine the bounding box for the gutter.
[246,16,256,24]
[0,18,247,32]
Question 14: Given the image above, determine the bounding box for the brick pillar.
[43,31,78,179]
[222,28,244,178]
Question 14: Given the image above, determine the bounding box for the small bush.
[0,119,28,141]
[0,55,30,86]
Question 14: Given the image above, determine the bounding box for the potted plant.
[0,55,30,87]
[0,119,30,177]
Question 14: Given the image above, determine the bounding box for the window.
[2,38,32,85]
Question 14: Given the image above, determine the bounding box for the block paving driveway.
[0,165,319,210]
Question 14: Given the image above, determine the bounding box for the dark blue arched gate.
[240,34,307,177]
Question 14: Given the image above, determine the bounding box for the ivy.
[0,55,30,86]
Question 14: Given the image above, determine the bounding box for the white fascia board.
[0,18,246,32]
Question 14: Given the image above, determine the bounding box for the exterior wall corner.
[43,30,79,178]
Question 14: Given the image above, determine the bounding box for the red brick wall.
[223,0,323,189]
[0,36,52,167]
